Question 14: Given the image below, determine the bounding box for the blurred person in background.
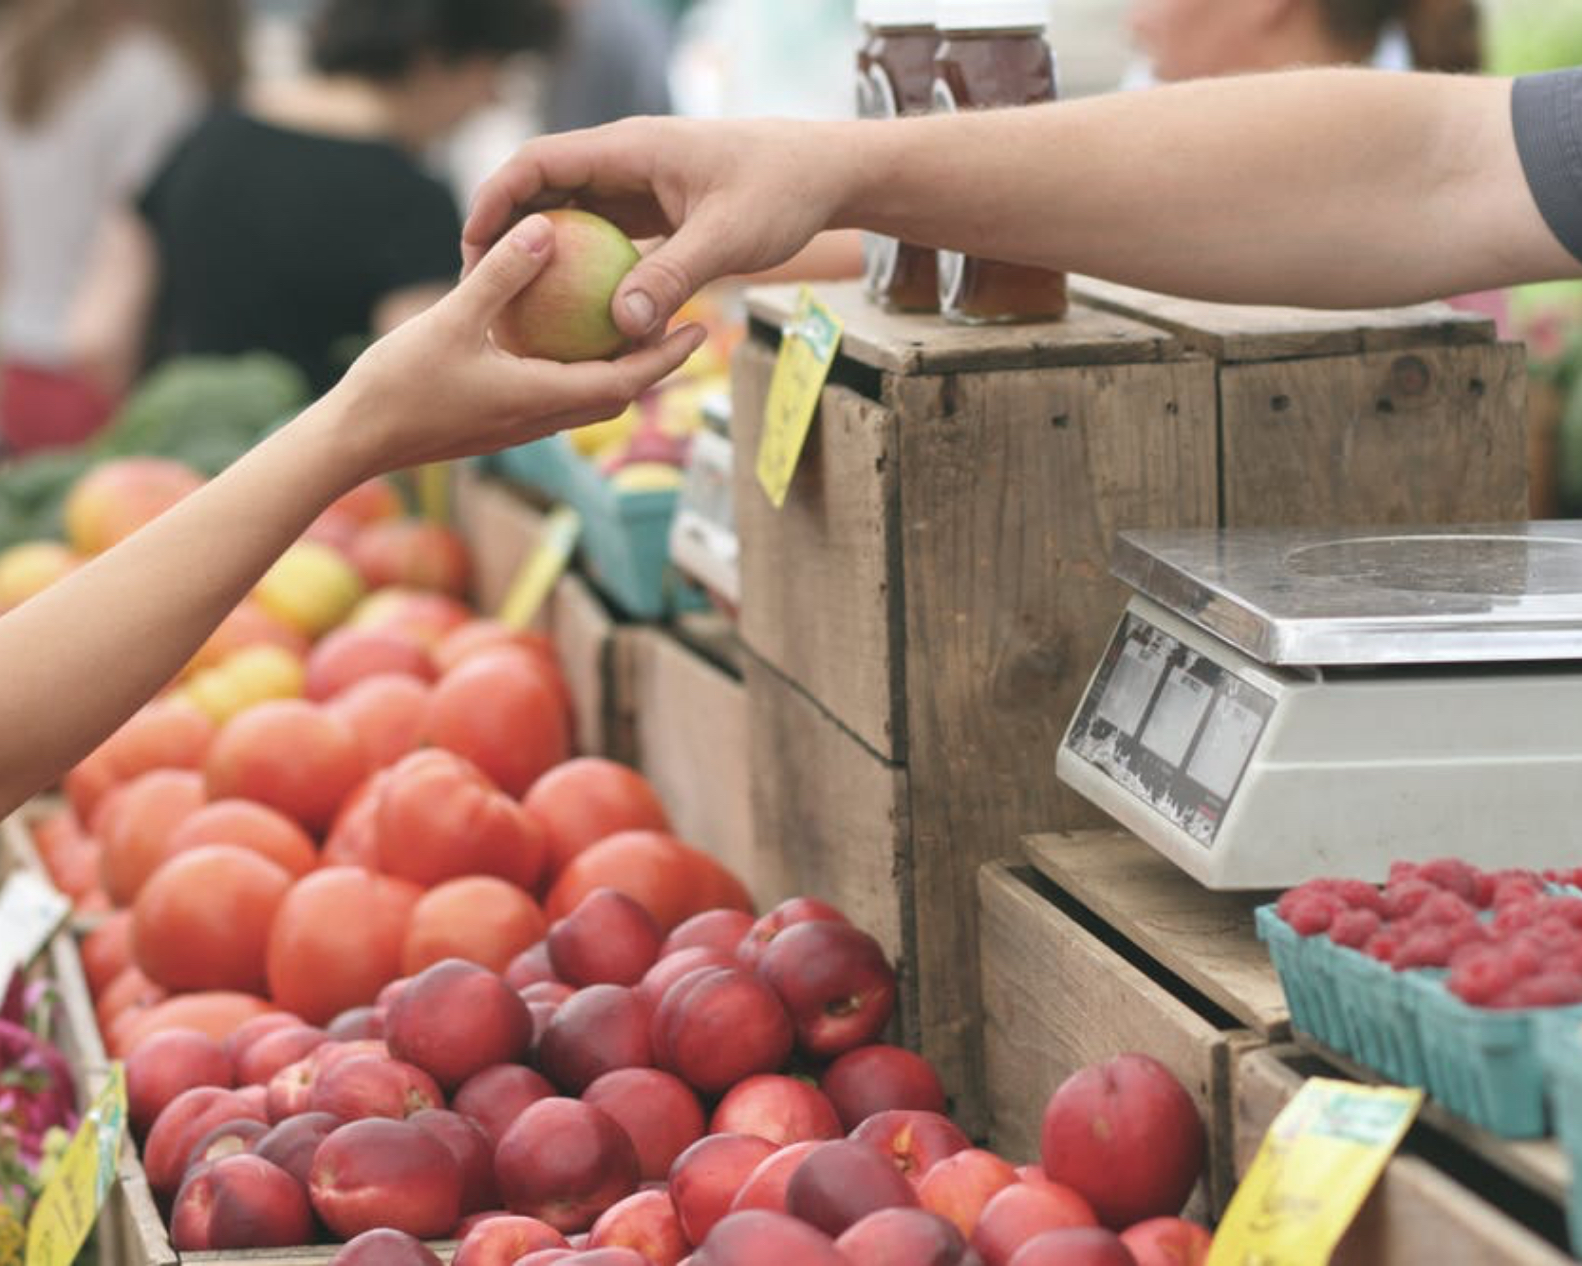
[543,0,673,133]
[0,0,243,453]
[1127,0,1481,83]
[70,0,561,401]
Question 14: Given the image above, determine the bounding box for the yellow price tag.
[498,506,582,631]
[26,1065,127,1266]
[755,287,844,509]
[1209,1077,1421,1266]
[417,461,451,524]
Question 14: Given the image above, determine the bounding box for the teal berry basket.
[1256,905,1353,1056]
[487,436,706,620]
[1538,1011,1582,1251]
[1412,976,1582,1139]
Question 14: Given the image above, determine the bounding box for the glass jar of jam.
[933,0,1068,324]
[857,1,940,312]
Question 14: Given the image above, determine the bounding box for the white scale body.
[1056,525,1582,889]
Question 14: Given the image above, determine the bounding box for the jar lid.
[857,0,937,25]
[936,0,1047,30]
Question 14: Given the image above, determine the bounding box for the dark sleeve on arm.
[370,172,464,295]
[1513,69,1582,264]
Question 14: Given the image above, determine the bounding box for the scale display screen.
[1066,612,1275,846]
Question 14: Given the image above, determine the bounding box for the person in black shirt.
[71,0,560,397]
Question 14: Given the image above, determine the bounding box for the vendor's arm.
[0,216,704,818]
[465,68,1581,338]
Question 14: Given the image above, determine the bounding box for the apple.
[548,888,664,987]
[709,1075,842,1147]
[653,967,793,1094]
[452,1213,570,1266]
[737,898,848,970]
[821,1044,947,1131]
[691,1209,848,1266]
[836,1206,980,1265]
[1007,1229,1138,1266]
[307,1054,442,1120]
[757,920,896,1057]
[385,958,535,1090]
[309,1117,462,1240]
[785,1138,919,1236]
[1040,1055,1206,1230]
[144,1086,267,1199]
[253,1111,340,1186]
[235,1024,328,1086]
[183,1118,271,1175]
[581,1068,705,1183]
[328,1228,446,1266]
[850,1110,971,1186]
[495,1097,640,1233]
[453,1063,557,1146]
[918,1148,1018,1239]
[588,1188,688,1265]
[971,1183,1100,1266]
[348,519,470,599]
[170,1153,313,1250]
[1119,1217,1212,1266]
[410,1108,500,1215]
[668,1133,777,1244]
[727,1140,821,1215]
[637,946,734,1012]
[537,985,652,1093]
[492,209,640,363]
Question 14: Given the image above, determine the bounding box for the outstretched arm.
[465,69,1579,339]
[0,215,705,817]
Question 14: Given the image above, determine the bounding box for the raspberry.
[1387,861,1421,886]
[1415,890,1478,928]
[1493,874,1546,907]
[1489,973,1582,1010]
[1548,898,1582,930]
[1383,878,1437,920]
[1328,908,1381,949]
[1419,858,1481,903]
[1449,947,1519,1006]
[1493,900,1543,935]
[1530,916,1582,954]
[1284,897,1338,936]
[1445,920,1491,953]
[1363,932,1400,964]
[1277,880,1341,924]
[1393,926,1454,970]
[1335,880,1386,914]
[1501,935,1547,978]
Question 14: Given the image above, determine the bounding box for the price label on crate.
[498,505,583,631]
[0,870,70,1003]
[756,287,843,509]
[1208,1077,1421,1266]
[26,1065,128,1266]
[669,427,740,605]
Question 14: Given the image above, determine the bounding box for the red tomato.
[98,769,207,906]
[132,845,293,993]
[523,758,671,881]
[546,830,753,930]
[374,749,547,891]
[302,626,435,702]
[401,875,548,974]
[348,519,471,598]
[326,674,430,770]
[425,649,569,797]
[112,991,276,1058]
[204,700,368,835]
[166,799,317,878]
[266,867,422,1025]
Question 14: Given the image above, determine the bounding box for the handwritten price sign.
[755,288,844,509]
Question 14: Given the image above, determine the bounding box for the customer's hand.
[463,117,852,343]
[335,213,707,480]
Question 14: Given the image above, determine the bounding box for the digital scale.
[1057,524,1582,889]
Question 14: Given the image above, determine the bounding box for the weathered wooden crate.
[1234,1045,1573,1263]
[732,280,1528,1132]
[978,831,1290,1216]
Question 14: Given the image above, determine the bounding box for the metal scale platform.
[1057,524,1582,889]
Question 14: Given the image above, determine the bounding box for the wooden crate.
[978,830,1291,1216]
[1233,1045,1573,1263]
[613,622,760,904]
[733,284,1219,1131]
[732,280,1528,1131]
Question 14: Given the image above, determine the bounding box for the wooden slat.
[742,651,913,1036]
[978,862,1238,1216]
[732,340,905,759]
[895,356,1220,1133]
[1071,276,1495,363]
[549,572,616,759]
[1233,1046,1573,1265]
[623,628,761,905]
[1022,831,1289,1038]
[744,282,1177,375]
[1219,343,1529,527]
